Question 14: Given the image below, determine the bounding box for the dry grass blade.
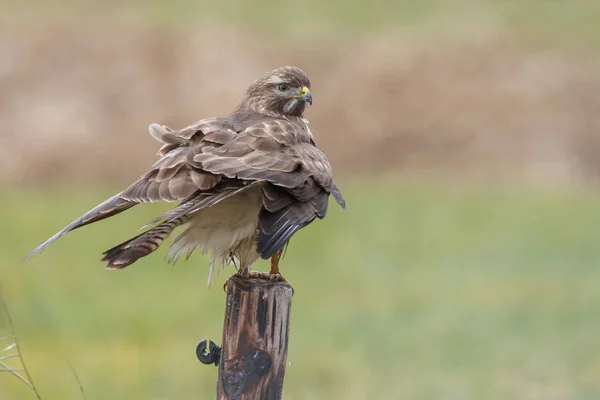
[0,359,32,388]
[0,353,19,361]
[68,363,87,400]
[2,342,17,352]
[0,291,42,399]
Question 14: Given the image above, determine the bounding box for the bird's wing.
[190,118,346,258]
[25,193,137,259]
[255,143,345,257]
[26,117,247,258]
[189,119,307,188]
[28,115,344,260]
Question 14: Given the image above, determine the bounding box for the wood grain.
[217,277,293,400]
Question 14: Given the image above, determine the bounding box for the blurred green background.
[2,1,600,399]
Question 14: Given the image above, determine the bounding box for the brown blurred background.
[2,1,600,186]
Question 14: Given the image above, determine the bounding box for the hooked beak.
[300,86,312,105]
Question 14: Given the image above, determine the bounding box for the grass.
[1,181,600,399]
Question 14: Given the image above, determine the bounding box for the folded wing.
[191,120,346,258]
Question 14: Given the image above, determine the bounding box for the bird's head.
[238,66,312,118]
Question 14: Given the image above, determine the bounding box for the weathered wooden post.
[197,277,293,400]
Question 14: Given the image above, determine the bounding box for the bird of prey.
[28,66,346,286]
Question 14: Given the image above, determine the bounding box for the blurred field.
[2,0,600,185]
[2,0,600,399]
[1,182,600,399]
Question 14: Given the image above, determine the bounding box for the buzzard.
[28,66,346,285]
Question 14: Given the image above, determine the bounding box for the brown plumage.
[28,66,345,285]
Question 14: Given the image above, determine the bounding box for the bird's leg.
[269,250,282,281]
[223,253,291,289]
[235,252,285,281]
[268,250,291,285]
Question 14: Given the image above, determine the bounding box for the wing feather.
[26,193,136,259]
[28,112,345,264]
[256,195,325,259]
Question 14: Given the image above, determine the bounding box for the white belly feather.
[168,187,263,286]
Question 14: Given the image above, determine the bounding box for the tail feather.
[101,216,187,269]
[26,193,136,260]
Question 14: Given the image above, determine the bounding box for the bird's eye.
[277,84,290,92]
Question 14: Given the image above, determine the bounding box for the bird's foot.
[268,272,289,283]
[245,270,287,282]
[224,269,248,292]
[268,271,294,294]
[229,269,291,283]
[223,267,293,293]
[264,250,291,284]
